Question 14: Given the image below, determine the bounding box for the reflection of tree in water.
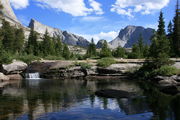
[172,95,180,120]
[116,97,150,115]
[139,81,179,120]
[0,95,23,120]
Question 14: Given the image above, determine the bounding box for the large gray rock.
[110,25,154,48]
[1,60,27,74]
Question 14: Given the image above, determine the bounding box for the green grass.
[97,57,116,67]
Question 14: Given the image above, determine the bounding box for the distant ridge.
[109,25,154,48]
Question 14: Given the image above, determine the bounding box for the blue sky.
[10,0,176,42]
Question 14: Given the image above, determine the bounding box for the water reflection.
[0,78,179,120]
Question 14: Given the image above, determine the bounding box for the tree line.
[86,1,180,59]
[0,19,72,63]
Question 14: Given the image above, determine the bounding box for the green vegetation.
[75,62,92,69]
[172,1,180,57]
[135,8,179,78]
[148,11,171,69]
[100,41,112,58]
[128,34,149,59]
[152,66,179,76]
[0,19,74,64]
[86,38,96,58]
[97,58,116,67]
[15,54,41,64]
[112,47,126,58]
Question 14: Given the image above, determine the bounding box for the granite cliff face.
[110,26,154,48]
[0,0,20,25]
[29,19,89,47]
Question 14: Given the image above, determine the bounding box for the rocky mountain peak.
[110,26,154,48]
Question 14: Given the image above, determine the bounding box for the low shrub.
[97,57,116,67]
[0,51,13,64]
[152,65,179,76]
[16,54,41,64]
[75,62,92,69]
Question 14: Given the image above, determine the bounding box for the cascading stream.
[26,72,40,79]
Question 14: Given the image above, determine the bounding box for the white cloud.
[10,0,29,9]
[80,31,119,43]
[35,0,104,16]
[111,0,170,17]
[89,0,104,15]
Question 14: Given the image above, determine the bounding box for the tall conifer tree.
[149,11,170,68]
[172,0,180,57]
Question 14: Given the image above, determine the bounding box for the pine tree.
[41,30,54,56]
[100,40,112,58]
[86,38,96,57]
[1,20,15,52]
[63,44,70,59]
[137,34,144,58]
[54,35,63,56]
[157,11,166,36]
[26,28,38,55]
[113,47,126,58]
[14,28,25,54]
[172,0,180,57]
[149,11,170,68]
[130,44,141,59]
[167,21,174,56]
[143,45,149,58]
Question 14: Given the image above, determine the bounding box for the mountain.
[0,0,21,26]
[96,39,112,48]
[110,26,154,48]
[29,19,89,47]
[0,0,89,48]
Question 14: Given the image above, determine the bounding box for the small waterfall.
[26,72,41,79]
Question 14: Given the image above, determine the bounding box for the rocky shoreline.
[0,59,180,95]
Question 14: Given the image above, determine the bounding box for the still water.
[0,77,179,120]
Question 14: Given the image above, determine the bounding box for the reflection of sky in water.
[17,96,153,120]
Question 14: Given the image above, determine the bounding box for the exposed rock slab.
[1,60,27,74]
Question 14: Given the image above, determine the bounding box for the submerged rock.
[7,74,23,80]
[0,72,9,81]
[95,89,135,98]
